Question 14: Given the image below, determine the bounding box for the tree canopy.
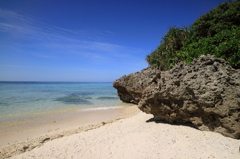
[146,0,240,70]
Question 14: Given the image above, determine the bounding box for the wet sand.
[0,108,120,147]
[1,106,240,159]
[0,105,140,158]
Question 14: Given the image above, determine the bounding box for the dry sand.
[1,106,239,159]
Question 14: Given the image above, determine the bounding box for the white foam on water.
[82,106,124,111]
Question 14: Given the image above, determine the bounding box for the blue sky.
[0,0,226,82]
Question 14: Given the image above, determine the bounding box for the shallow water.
[0,82,125,124]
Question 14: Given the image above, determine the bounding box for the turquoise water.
[0,82,123,123]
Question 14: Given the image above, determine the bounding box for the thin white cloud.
[0,9,148,69]
[0,9,126,53]
[104,30,116,35]
[33,53,59,59]
[0,64,58,70]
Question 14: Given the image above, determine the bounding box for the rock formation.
[113,67,161,104]
[113,55,240,139]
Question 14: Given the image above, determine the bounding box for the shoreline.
[2,106,240,159]
[0,105,140,159]
[0,103,135,147]
[1,105,239,159]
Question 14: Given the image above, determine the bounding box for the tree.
[146,26,190,70]
[146,0,240,70]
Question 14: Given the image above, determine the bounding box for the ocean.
[0,82,125,124]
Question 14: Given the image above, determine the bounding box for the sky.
[0,0,227,82]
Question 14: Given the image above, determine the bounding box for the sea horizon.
[0,82,127,126]
[0,81,115,83]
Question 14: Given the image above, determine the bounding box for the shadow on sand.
[146,118,199,130]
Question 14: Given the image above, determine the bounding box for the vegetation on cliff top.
[146,0,240,70]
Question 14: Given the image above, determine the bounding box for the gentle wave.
[0,82,122,122]
[82,106,124,111]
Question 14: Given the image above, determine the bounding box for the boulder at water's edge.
[113,55,240,139]
[113,67,161,104]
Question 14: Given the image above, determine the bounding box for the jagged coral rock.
[114,55,240,139]
[113,67,161,104]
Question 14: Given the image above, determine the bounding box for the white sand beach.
[1,106,239,159]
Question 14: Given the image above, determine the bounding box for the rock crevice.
[113,55,240,139]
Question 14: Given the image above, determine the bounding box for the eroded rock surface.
[114,55,240,139]
[113,67,161,104]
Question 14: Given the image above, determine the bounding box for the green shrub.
[146,0,240,70]
[191,0,240,39]
[146,26,190,70]
[179,26,240,67]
